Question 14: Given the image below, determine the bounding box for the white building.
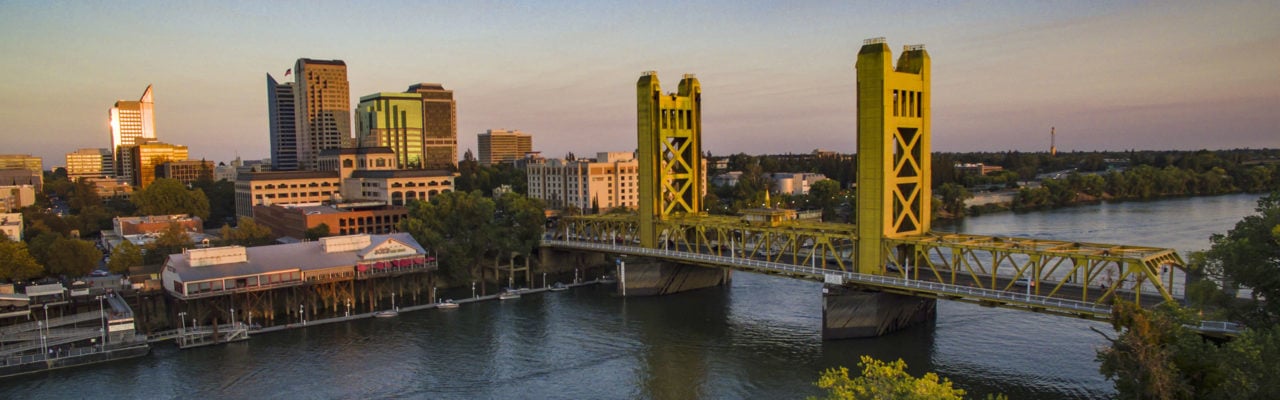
[525,152,639,212]
[770,172,828,196]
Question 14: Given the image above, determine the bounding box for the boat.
[498,290,522,300]
[436,299,459,309]
[373,310,399,318]
[548,282,569,292]
[599,275,618,284]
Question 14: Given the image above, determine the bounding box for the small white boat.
[498,291,522,300]
[436,299,459,309]
[548,282,569,292]
[599,275,618,284]
[374,310,399,318]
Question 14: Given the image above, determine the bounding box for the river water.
[0,194,1263,399]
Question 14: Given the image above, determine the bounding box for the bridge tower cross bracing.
[856,39,932,274]
[637,72,704,248]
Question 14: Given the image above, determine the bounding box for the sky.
[1,1,1276,168]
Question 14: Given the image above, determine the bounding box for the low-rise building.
[235,147,454,219]
[83,178,133,202]
[103,214,209,251]
[525,152,640,212]
[66,148,114,181]
[0,213,21,241]
[770,172,828,196]
[157,160,214,185]
[161,233,434,300]
[0,185,36,212]
[955,163,1004,176]
[253,203,408,239]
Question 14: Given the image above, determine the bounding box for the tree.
[305,223,332,241]
[1199,191,1280,327]
[107,241,143,275]
[219,217,275,247]
[0,237,43,281]
[494,192,546,261]
[811,356,968,400]
[401,191,499,285]
[45,236,100,277]
[193,178,236,227]
[131,178,210,219]
[936,182,972,218]
[808,179,844,221]
[144,222,194,265]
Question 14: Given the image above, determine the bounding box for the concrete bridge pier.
[616,259,731,297]
[822,285,935,339]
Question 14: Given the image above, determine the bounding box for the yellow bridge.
[542,38,1232,338]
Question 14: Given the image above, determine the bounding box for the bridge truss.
[553,214,1185,311]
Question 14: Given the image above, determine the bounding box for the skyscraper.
[356,92,424,169]
[406,83,457,170]
[293,59,351,171]
[477,129,532,166]
[110,85,156,183]
[267,73,298,171]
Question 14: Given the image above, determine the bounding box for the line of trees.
[399,191,545,290]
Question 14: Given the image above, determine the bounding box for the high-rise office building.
[406,83,457,170]
[65,148,114,181]
[477,129,532,166]
[110,85,156,183]
[123,141,188,189]
[293,59,351,171]
[0,154,43,192]
[356,92,424,169]
[267,73,298,171]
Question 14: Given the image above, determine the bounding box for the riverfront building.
[161,233,433,300]
[406,83,458,170]
[477,129,532,166]
[293,59,351,171]
[66,148,114,180]
[110,85,157,184]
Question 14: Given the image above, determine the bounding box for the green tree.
[808,179,844,221]
[0,237,43,281]
[144,222,194,265]
[26,231,61,266]
[401,191,499,285]
[936,182,972,218]
[45,236,100,277]
[304,223,332,241]
[193,178,236,227]
[1199,191,1280,327]
[107,241,143,275]
[494,192,546,261]
[218,217,275,247]
[811,356,968,400]
[131,178,210,219]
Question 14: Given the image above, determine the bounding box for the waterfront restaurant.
[162,233,433,300]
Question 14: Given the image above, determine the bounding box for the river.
[0,193,1263,399]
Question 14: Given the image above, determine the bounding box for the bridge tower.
[855,38,931,273]
[637,72,703,248]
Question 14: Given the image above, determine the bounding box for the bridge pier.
[617,259,730,297]
[822,285,935,339]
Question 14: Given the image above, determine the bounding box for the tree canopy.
[811,356,977,400]
[1198,191,1280,327]
[0,236,43,281]
[400,191,545,287]
[219,217,275,247]
[107,240,143,274]
[131,178,210,219]
[44,236,99,277]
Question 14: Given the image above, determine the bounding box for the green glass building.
[356,93,425,169]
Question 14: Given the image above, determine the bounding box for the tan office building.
[123,141,188,188]
[294,59,351,171]
[406,83,457,170]
[477,129,532,166]
[66,148,114,181]
[110,85,156,183]
[525,152,639,212]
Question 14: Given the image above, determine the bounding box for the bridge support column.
[617,259,730,297]
[822,285,934,339]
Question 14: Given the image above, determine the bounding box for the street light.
[42,304,49,360]
[230,307,236,329]
[346,298,352,317]
[178,311,187,346]
[299,304,305,325]
[471,281,476,299]
[96,295,107,347]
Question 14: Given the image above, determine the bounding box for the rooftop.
[165,233,425,283]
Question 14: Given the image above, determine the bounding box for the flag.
[284,68,291,77]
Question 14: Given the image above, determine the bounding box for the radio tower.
[1050,126,1057,157]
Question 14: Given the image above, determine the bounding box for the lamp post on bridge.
[178,311,187,346]
[96,295,107,347]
